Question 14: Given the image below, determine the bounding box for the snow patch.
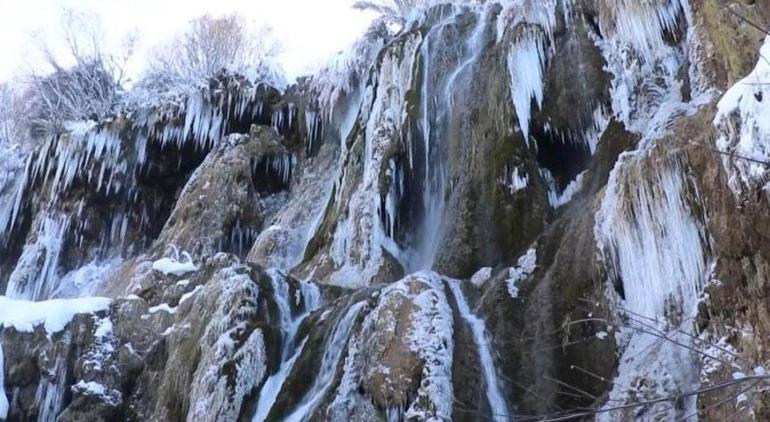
[71,381,122,407]
[714,36,770,191]
[470,267,493,288]
[152,250,198,276]
[0,296,110,334]
[506,248,537,299]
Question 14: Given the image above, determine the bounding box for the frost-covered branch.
[25,59,119,136]
[0,84,29,146]
[22,8,133,136]
[352,0,439,23]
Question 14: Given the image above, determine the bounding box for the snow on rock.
[179,286,204,305]
[71,381,122,407]
[148,303,176,315]
[152,250,198,276]
[714,36,770,192]
[80,316,117,374]
[506,248,537,299]
[0,296,110,334]
[500,165,529,194]
[186,265,267,422]
[405,272,454,421]
[325,272,458,420]
[470,267,493,288]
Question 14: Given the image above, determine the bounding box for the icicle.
[596,158,707,320]
[34,355,68,422]
[507,30,547,144]
[305,111,320,153]
[6,214,70,301]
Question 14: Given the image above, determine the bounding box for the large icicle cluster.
[499,0,558,142]
[6,214,70,301]
[594,0,696,134]
[325,32,423,287]
[596,156,708,321]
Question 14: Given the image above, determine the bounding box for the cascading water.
[282,301,366,422]
[446,279,510,422]
[251,271,321,422]
[407,5,490,271]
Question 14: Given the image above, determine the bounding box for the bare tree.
[143,14,282,89]
[22,8,139,136]
[0,84,28,146]
[26,60,119,136]
[352,0,437,22]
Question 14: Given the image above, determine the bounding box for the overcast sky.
[0,0,376,83]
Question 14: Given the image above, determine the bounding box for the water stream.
[251,271,321,422]
[281,301,366,422]
[446,279,510,422]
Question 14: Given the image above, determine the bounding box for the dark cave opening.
[531,125,591,191]
[250,154,293,194]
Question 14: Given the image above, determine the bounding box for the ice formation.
[6,214,70,301]
[2,0,768,420]
[596,158,708,321]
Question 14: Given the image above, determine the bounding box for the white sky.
[0,0,377,83]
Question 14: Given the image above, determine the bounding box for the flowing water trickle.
[446,279,510,422]
[251,272,321,422]
[409,6,490,271]
[282,301,366,422]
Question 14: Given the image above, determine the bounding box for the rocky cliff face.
[2,1,770,421]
